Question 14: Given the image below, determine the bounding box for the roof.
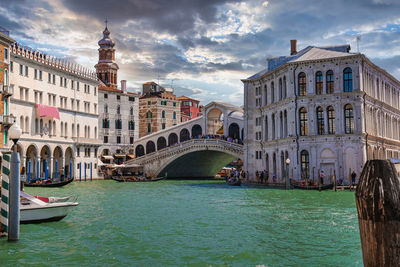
[98,84,122,93]
[245,44,354,81]
[177,95,199,102]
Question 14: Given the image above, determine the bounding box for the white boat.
[20,192,79,224]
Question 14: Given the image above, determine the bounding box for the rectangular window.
[25,66,28,76]
[173,102,176,107]
[116,136,121,144]
[4,48,8,60]
[162,123,166,129]
[94,87,97,96]
[129,97,135,101]
[60,76,63,86]
[104,93,108,99]
[71,80,74,89]
[64,77,67,88]
[104,136,108,143]
[34,69,38,79]
[77,147,80,157]
[19,64,23,75]
[77,81,80,90]
[130,137,134,144]
[48,73,51,83]
[39,70,42,80]
[10,61,13,72]
[53,74,56,84]
[117,95,120,100]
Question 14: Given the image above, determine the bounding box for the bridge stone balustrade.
[126,139,243,178]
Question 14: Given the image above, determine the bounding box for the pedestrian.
[265,170,269,182]
[351,170,357,189]
[260,171,264,184]
[255,170,259,183]
[320,170,325,185]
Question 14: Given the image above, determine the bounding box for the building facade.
[243,41,400,183]
[9,42,101,180]
[95,25,140,162]
[178,96,202,122]
[0,29,15,153]
[139,82,181,138]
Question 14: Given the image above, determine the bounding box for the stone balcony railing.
[73,137,102,145]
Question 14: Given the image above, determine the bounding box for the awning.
[36,104,60,120]
[102,155,114,160]
[127,154,135,159]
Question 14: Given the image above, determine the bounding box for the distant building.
[177,96,202,122]
[242,40,400,183]
[0,29,15,153]
[139,82,181,138]
[95,25,139,163]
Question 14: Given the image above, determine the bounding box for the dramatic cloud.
[2,0,400,105]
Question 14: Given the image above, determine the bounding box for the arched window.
[343,67,353,92]
[173,111,176,120]
[300,150,310,179]
[279,78,283,100]
[130,107,133,116]
[271,82,275,103]
[299,107,308,136]
[162,110,166,118]
[344,104,354,133]
[116,105,120,114]
[327,106,335,134]
[283,76,287,98]
[147,123,151,133]
[104,104,108,113]
[326,70,334,94]
[316,107,324,135]
[298,72,306,96]
[146,111,152,118]
[315,71,323,95]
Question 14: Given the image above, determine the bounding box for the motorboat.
[20,192,78,224]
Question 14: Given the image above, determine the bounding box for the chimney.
[290,40,297,55]
[121,80,127,93]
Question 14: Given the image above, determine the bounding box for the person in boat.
[320,170,325,185]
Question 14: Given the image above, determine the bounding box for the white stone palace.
[9,43,101,180]
[242,40,400,182]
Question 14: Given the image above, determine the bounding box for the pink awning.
[36,104,60,120]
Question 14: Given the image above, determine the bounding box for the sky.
[2,0,400,106]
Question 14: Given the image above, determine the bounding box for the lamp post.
[286,158,291,190]
[8,122,22,241]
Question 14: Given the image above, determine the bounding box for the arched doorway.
[180,128,190,142]
[65,147,74,179]
[26,145,38,180]
[228,123,240,139]
[168,133,178,146]
[135,145,145,157]
[191,124,202,138]
[40,145,51,179]
[146,141,156,154]
[207,108,223,135]
[53,146,63,179]
[157,137,167,150]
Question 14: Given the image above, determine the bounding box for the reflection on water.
[0,180,362,266]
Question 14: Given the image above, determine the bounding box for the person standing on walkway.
[255,170,259,183]
[350,170,357,190]
[320,170,325,185]
[260,171,264,184]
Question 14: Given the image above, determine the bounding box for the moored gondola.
[291,182,333,190]
[24,177,74,187]
[111,176,166,182]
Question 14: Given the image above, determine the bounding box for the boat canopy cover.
[102,155,114,160]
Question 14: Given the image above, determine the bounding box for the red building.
[178,96,202,122]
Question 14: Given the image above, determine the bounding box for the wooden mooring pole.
[355,160,400,266]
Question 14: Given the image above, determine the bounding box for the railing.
[103,128,109,135]
[116,129,122,136]
[2,84,13,99]
[130,138,243,163]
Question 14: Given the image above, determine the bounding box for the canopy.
[36,104,60,119]
[114,154,126,158]
[102,155,114,160]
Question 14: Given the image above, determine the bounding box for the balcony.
[103,128,109,135]
[115,129,122,136]
[2,85,13,99]
[0,115,15,126]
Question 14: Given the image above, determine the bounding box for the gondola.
[24,177,74,187]
[111,176,166,182]
[291,183,333,190]
[227,179,241,186]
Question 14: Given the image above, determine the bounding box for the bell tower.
[94,20,119,89]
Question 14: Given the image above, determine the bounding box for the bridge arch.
[146,141,156,154]
[157,137,167,150]
[228,123,240,139]
[168,133,178,146]
[180,128,190,142]
[135,145,145,157]
[191,124,202,138]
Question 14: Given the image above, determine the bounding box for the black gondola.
[291,183,333,190]
[24,177,74,187]
[111,176,166,182]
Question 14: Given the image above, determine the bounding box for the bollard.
[90,162,92,181]
[79,163,82,182]
[84,163,87,182]
[355,160,400,266]
[27,161,31,183]
[8,147,20,241]
[1,153,11,234]
[70,162,72,180]
[37,160,39,180]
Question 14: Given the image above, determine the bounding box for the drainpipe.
[361,59,368,160]
[293,64,299,165]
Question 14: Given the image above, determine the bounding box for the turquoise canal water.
[0,180,362,266]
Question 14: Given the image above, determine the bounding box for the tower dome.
[98,26,115,48]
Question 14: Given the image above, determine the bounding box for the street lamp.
[286,158,291,190]
[8,123,21,241]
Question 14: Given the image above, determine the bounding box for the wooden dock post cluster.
[355,160,400,266]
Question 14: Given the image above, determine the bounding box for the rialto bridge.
[127,101,245,178]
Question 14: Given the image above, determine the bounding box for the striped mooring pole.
[1,153,11,234]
